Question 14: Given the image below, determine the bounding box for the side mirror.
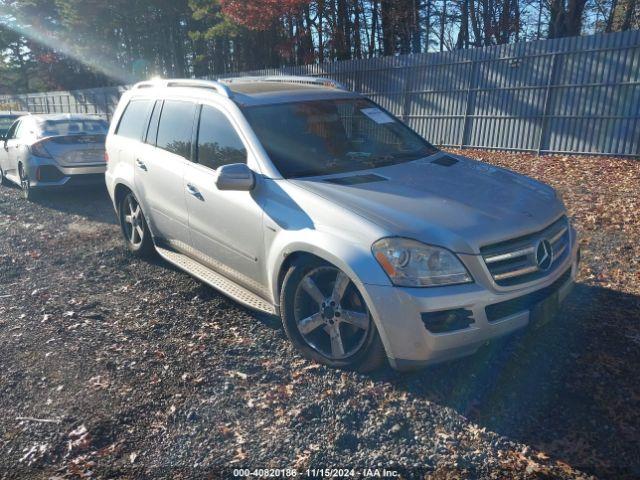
[215,163,255,191]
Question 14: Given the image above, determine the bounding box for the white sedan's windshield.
[242,98,438,178]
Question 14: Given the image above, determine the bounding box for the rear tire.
[118,191,154,258]
[280,258,386,372]
[19,165,38,201]
[0,167,6,186]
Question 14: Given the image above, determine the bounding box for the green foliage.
[0,0,634,94]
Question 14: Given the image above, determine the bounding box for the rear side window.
[0,117,17,137]
[156,100,196,159]
[15,121,29,139]
[196,105,246,170]
[116,99,152,140]
[5,121,19,140]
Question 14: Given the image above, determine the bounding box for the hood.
[289,153,565,254]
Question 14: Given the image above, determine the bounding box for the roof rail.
[219,75,348,91]
[132,78,233,98]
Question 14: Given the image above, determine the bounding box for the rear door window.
[116,99,152,140]
[196,105,246,170]
[156,100,196,159]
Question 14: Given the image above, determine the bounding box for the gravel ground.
[0,151,639,479]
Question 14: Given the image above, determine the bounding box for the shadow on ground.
[31,185,116,225]
[377,283,640,478]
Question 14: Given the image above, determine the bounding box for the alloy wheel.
[19,167,31,199]
[293,266,371,360]
[122,195,145,248]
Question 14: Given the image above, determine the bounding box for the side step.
[155,246,276,315]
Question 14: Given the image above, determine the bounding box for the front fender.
[266,228,392,305]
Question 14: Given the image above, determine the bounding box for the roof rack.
[132,79,233,98]
[219,75,348,91]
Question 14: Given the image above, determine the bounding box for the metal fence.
[1,30,639,157]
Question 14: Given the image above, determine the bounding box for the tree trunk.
[369,0,379,56]
[456,0,469,49]
[469,0,483,46]
[381,0,395,55]
[440,0,446,51]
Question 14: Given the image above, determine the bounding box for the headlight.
[372,238,472,287]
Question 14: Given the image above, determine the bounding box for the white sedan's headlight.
[372,238,472,287]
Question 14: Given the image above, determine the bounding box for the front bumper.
[362,235,579,371]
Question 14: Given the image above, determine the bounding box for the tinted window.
[196,105,246,170]
[5,121,19,140]
[116,100,152,140]
[242,98,437,178]
[145,100,162,145]
[0,116,17,137]
[156,100,196,159]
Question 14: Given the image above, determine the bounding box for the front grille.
[481,216,570,287]
[485,268,571,322]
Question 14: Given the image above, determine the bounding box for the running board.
[155,246,276,314]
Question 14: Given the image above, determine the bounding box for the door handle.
[186,183,204,200]
[135,158,147,171]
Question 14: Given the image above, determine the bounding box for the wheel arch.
[114,182,132,210]
[271,239,390,307]
[112,181,157,240]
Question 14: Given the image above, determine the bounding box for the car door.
[135,99,196,250]
[1,120,21,181]
[183,103,266,296]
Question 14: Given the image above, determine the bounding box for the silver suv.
[105,77,579,372]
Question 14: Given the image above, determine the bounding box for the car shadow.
[372,283,640,478]
[30,185,116,225]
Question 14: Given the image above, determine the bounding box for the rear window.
[37,118,108,137]
[116,100,152,140]
[156,100,196,159]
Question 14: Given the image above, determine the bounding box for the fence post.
[103,92,110,121]
[459,60,478,148]
[401,64,412,125]
[537,53,558,155]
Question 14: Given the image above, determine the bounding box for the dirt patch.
[1,152,639,479]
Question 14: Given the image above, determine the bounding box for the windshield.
[0,116,17,137]
[36,119,108,137]
[242,98,438,178]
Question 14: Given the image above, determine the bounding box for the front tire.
[118,192,154,257]
[280,258,386,372]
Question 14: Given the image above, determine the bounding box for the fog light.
[421,309,473,333]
